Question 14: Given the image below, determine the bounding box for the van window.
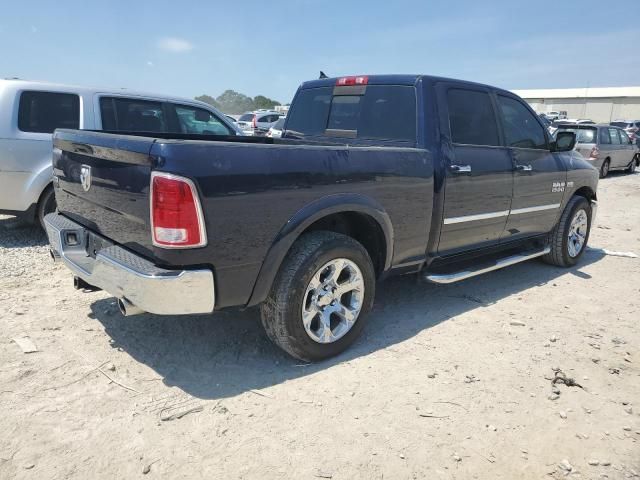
[497,95,547,149]
[100,97,166,132]
[172,104,231,135]
[18,91,80,133]
[447,89,500,146]
[556,127,597,144]
[608,128,621,145]
[287,85,416,142]
[599,128,611,144]
[618,129,631,144]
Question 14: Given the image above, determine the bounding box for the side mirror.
[553,131,576,152]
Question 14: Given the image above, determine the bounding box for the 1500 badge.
[552,181,573,193]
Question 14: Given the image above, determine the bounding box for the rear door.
[496,93,564,239]
[598,127,615,163]
[607,127,624,167]
[436,84,513,254]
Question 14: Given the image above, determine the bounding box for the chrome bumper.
[44,213,215,315]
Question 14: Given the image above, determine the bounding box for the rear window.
[238,113,254,122]
[557,127,597,144]
[100,97,166,132]
[286,85,416,142]
[18,91,80,133]
[447,88,500,147]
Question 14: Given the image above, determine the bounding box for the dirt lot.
[1,172,639,480]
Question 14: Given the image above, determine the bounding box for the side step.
[425,246,550,284]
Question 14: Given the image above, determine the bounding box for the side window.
[618,130,631,145]
[172,105,231,135]
[18,91,80,133]
[497,95,547,149]
[100,97,166,132]
[599,128,611,144]
[608,128,621,145]
[446,88,500,146]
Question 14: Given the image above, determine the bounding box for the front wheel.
[260,231,376,362]
[543,196,592,267]
[627,156,637,174]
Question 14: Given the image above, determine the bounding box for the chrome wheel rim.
[567,209,588,258]
[302,258,364,344]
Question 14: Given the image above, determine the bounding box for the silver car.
[0,79,242,228]
[556,124,639,177]
[236,110,282,136]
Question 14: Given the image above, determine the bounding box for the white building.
[512,86,640,123]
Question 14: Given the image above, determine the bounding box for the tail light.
[150,172,207,248]
[252,114,257,129]
[589,146,600,160]
[336,76,368,86]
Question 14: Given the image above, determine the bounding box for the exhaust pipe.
[73,276,101,292]
[50,249,60,262]
[117,298,144,317]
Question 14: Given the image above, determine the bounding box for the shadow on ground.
[0,216,47,248]
[89,250,604,400]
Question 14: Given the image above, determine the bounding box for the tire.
[37,185,56,230]
[543,196,592,267]
[260,231,376,362]
[600,159,610,178]
[627,156,638,174]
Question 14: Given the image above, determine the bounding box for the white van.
[0,79,242,227]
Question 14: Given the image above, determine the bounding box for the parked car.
[266,117,286,138]
[0,79,242,228]
[236,111,282,136]
[45,74,597,362]
[545,111,567,121]
[610,120,640,143]
[555,124,639,177]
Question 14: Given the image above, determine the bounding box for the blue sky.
[1,0,638,103]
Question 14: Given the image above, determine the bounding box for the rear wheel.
[543,196,592,267]
[600,159,610,178]
[627,156,637,174]
[260,231,375,362]
[37,185,56,230]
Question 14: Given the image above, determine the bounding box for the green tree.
[194,94,220,109]
[216,90,255,114]
[253,95,281,110]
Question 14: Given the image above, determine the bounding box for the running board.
[424,246,550,284]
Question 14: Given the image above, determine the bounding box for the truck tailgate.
[53,130,156,254]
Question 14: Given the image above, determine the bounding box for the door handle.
[450,164,472,173]
[516,164,532,172]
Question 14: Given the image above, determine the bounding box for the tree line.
[195,90,282,114]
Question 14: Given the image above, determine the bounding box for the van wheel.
[543,196,592,267]
[260,231,375,362]
[37,186,56,230]
[600,159,610,178]
[627,157,637,174]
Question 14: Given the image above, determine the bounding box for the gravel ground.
[1,172,639,479]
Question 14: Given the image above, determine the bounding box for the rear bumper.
[45,213,215,315]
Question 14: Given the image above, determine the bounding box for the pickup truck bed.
[46,74,599,361]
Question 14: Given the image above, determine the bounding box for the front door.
[495,94,565,239]
[437,85,514,255]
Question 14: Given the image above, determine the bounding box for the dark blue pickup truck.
[45,74,598,361]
